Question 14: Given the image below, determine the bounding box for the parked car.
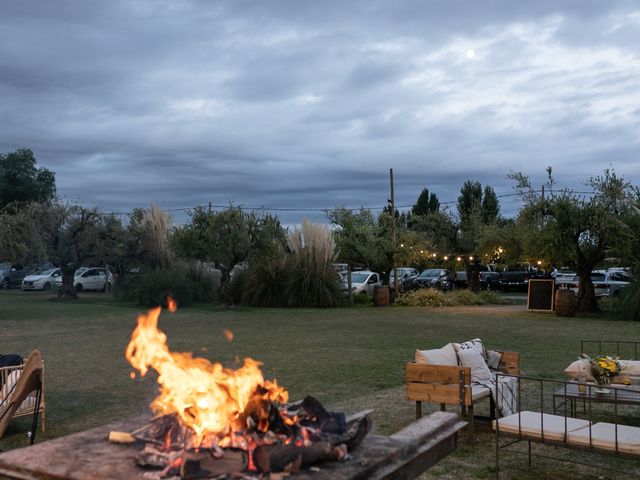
[55,267,113,292]
[563,270,631,297]
[390,267,420,292]
[414,268,454,291]
[0,263,48,289]
[21,268,62,291]
[341,271,382,298]
[454,264,501,290]
[555,268,577,283]
[499,263,540,291]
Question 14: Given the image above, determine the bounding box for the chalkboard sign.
[527,279,555,311]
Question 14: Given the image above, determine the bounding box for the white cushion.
[620,360,640,376]
[564,359,595,382]
[493,411,591,442]
[567,422,640,455]
[454,338,486,360]
[1,370,21,401]
[415,343,458,366]
[457,348,493,383]
[472,386,491,401]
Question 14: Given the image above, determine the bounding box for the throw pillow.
[564,359,595,382]
[415,343,458,366]
[453,338,486,360]
[457,348,494,383]
[486,349,503,370]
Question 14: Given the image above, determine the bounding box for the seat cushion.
[415,343,458,366]
[567,422,640,455]
[493,411,591,442]
[472,386,491,401]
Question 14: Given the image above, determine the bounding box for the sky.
[1,0,639,225]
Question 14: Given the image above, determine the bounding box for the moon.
[466,49,476,59]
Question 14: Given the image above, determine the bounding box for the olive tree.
[511,168,634,313]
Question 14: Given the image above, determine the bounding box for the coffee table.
[553,383,640,417]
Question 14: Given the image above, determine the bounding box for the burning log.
[180,448,248,479]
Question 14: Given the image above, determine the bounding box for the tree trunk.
[219,269,233,306]
[57,267,78,299]
[576,267,599,313]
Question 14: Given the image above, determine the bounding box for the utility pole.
[390,169,398,294]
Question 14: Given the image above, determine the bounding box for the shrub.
[231,257,290,307]
[396,288,509,307]
[285,220,344,308]
[115,263,218,307]
[396,288,450,307]
[603,284,640,321]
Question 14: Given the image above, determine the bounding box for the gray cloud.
[1,0,639,226]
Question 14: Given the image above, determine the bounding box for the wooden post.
[348,264,353,305]
[390,169,398,294]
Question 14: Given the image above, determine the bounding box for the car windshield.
[350,272,370,283]
[35,268,57,276]
[419,269,440,278]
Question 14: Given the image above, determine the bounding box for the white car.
[55,267,113,292]
[341,271,382,298]
[21,268,62,291]
[566,270,631,297]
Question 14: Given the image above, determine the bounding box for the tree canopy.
[0,149,56,209]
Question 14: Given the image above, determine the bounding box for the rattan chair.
[0,350,45,444]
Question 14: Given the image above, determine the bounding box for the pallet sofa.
[406,339,520,439]
[0,354,46,438]
[493,374,640,478]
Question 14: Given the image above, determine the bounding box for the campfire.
[112,299,371,479]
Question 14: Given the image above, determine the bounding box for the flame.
[223,329,234,342]
[125,304,289,445]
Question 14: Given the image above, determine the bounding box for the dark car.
[390,267,420,292]
[414,268,454,291]
[0,263,52,289]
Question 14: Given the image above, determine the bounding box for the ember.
[121,300,371,478]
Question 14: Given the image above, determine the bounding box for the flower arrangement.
[581,353,623,385]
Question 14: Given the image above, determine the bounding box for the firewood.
[180,448,248,479]
[253,441,340,473]
[108,431,136,444]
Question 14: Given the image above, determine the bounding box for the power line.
[93,188,598,217]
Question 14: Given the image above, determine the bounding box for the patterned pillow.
[453,338,486,361]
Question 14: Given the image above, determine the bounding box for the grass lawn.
[1,290,639,479]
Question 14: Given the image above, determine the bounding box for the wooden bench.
[493,374,640,478]
[406,351,519,439]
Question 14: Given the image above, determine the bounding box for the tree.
[456,181,502,291]
[171,206,286,305]
[0,149,56,209]
[327,207,395,283]
[412,188,440,216]
[481,186,500,224]
[511,168,634,313]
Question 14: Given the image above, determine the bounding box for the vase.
[594,376,611,394]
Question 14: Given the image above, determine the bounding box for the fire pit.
[0,300,466,478]
[0,411,464,479]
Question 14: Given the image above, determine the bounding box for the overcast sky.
[1,0,639,225]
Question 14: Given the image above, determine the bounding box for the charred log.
[253,441,342,473]
[180,448,248,479]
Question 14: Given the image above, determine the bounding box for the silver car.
[341,271,382,298]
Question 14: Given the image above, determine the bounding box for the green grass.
[1,290,639,478]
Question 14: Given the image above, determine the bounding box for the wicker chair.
[0,350,45,443]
